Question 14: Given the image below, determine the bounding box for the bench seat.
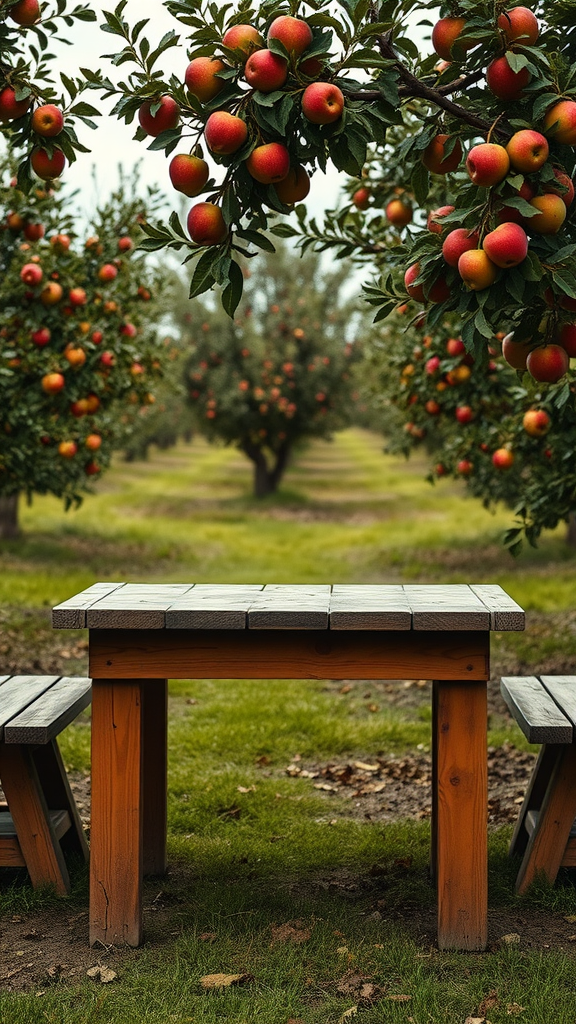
[500,674,576,893]
[0,675,91,893]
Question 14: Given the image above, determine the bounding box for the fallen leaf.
[367,704,379,713]
[479,990,499,1015]
[507,1004,525,1015]
[464,1018,487,1024]
[237,785,256,794]
[340,685,352,694]
[354,762,379,772]
[86,966,117,984]
[255,754,271,766]
[271,922,311,945]
[336,972,370,996]
[200,973,253,989]
[338,1008,358,1022]
[564,914,576,922]
[199,932,217,943]
[499,933,521,946]
[387,994,411,1002]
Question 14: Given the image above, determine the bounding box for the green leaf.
[189,248,219,299]
[221,259,244,317]
[411,161,429,208]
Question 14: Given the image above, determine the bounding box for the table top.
[52,583,524,632]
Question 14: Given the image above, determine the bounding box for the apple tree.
[0,162,166,538]
[177,244,363,496]
[0,0,100,188]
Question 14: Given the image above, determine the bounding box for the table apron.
[89,629,490,681]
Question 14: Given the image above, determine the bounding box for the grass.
[1,429,576,1022]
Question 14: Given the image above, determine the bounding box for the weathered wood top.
[52,583,525,632]
[0,676,91,744]
[500,675,576,744]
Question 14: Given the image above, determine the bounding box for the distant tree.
[177,245,364,497]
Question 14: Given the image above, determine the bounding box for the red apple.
[41,372,65,394]
[86,434,102,451]
[58,441,78,459]
[31,104,64,137]
[301,82,344,124]
[442,228,479,267]
[185,57,226,102]
[446,337,465,356]
[187,203,228,245]
[466,143,510,186]
[23,221,44,241]
[502,332,534,369]
[50,233,70,252]
[506,130,548,173]
[522,408,550,437]
[0,86,32,121]
[205,111,248,155]
[546,169,575,209]
[385,199,412,228]
[427,205,455,233]
[486,57,530,100]
[458,250,498,290]
[91,331,103,344]
[425,355,441,374]
[457,459,473,475]
[138,96,179,137]
[85,394,100,414]
[40,281,63,305]
[222,24,263,57]
[98,263,118,282]
[352,187,371,210]
[425,399,441,415]
[64,345,86,367]
[268,15,313,56]
[120,323,137,337]
[100,351,115,368]
[274,165,311,204]
[431,17,469,60]
[422,134,462,174]
[69,287,87,306]
[169,153,209,197]
[404,263,425,302]
[85,460,101,476]
[31,327,50,346]
[245,49,288,92]
[118,236,133,252]
[456,405,474,423]
[31,147,66,180]
[20,262,43,285]
[556,322,576,357]
[492,447,514,469]
[527,194,567,235]
[498,7,539,46]
[8,0,40,25]
[246,142,290,184]
[482,222,528,268]
[543,100,576,146]
[526,344,570,382]
[497,180,534,225]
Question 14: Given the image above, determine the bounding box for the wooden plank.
[526,809,576,841]
[540,676,576,728]
[0,677,10,686]
[329,585,412,630]
[90,680,143,946]
[515,743,576,894]
[86,584,195,630]
[52,583,125,628]
[166,586,263,630]
[470,585,525,631]
[500,676,572,744]
[89,629,490,682]
[404,585,490,631]
[32,740,89,860]
[5,677,91,745]
[141,680,168,877]
[434,679,488,950]
[247,585,331,629]
[0,676,60,741]
[509,744,559,859]
[0,808,69,839]
[0,744,70,893]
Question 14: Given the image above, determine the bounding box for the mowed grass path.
[2,430,576,1024]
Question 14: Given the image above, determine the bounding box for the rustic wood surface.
[52,583,525,632]
[5,677,91,745]
[509,744,559,859]
[500,676,573,744]
[0,676,60,740]
[515,743,576,894]
[540,676,576,728]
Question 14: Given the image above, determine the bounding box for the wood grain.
[470,584,525,631]
[32,740,89,859]
[329,585,412,630]
[141,680,168,877]
[90,680,143,947]
[247,585,331,630]
[515,743,576,894]
[508,744,559,859]
[52,582,125,628]
[0,676,59,740]
[404,586,490,631]
[89,629,490,682]
[434,679,488,950]
[5,677,91,745]
[500,676,572,744]
[540,676,576,728]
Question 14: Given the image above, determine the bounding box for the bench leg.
[0,743,70,894]
[141,679,168,877]
[433,679,487,951]
[90,680,143,947]
[515,743,576,895]
[509,743,557,859]
[33,739,89,860]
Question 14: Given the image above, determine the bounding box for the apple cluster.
[399,6,576,383]
[135,14,345,249]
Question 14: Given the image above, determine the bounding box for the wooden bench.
[0,675,91,894]
[500,675,576,893]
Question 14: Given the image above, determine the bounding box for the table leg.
[141,679,168,876]
[90,679,143,947]
[433,679,487,951]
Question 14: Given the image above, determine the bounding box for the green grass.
[1,429,576,1022]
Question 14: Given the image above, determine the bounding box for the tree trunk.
[0,494,20,540]
[567,513,576,548]
[241,441,292,498]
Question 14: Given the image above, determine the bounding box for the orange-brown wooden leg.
[33,739,89,859]
[434,679,488,951]
[430,681,439,884]
[141,679,168,876]
[0,743,70,894]
[515,743,576,895]
[509,743,558,859]
[90,680,143,947]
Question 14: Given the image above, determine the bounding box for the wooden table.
[52,582,524,951]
